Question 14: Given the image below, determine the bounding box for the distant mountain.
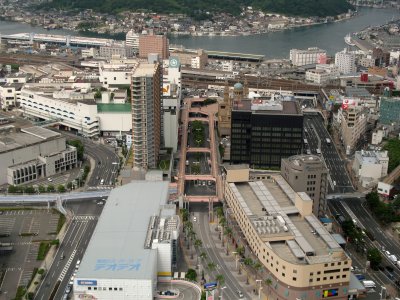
[41,0,354,17]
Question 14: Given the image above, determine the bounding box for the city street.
[329,198,400,298]
[304,113,354,194]
[34,200,104,300]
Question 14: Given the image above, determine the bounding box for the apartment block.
[139,33,169,60]
[131,62,162,170]
[339,106,367,154]
[289,48,327,66]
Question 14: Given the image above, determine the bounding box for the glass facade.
[230,111,303,169]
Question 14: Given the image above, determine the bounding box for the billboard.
[342,98,357,110]
[322,289,338,298]
[77,279,97,286]
[204,282,218,290]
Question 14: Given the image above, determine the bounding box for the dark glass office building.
[230,99,303,169]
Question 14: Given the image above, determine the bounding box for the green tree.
[67,140,84,161]
[216,274,225,286]
[47,184,55,193]
[24,186,35,194]
[94,90,102,99]
[208,262,216,271]
[8,185,20,193]
[366,191,380,210]
[265,278,273,297]
[180,208,189,223]
[200,252,207,260]
[194,239,202,249]
[67,182,73,190]
[57,185,66,193]
[186,268,197,281]
[236,245,245,257]
[38,185,46,193]
[243,257,253,284]
[367,248,382,269]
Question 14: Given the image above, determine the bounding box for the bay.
[0,7,399,58]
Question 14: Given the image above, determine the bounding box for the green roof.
[97,103,131,113]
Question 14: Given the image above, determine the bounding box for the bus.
[326,138,331,145]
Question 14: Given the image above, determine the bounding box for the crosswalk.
[5,267,22,271]
[59,249,76,281]
[73,215,97,221]
[88,186,113,190]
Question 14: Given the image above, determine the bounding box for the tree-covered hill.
[41,0,354,17]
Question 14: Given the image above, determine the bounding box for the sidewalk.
[179,218,270,299]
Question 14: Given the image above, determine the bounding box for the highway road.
[304,113,354,194]
[196,211,250,300]
[53,130,120,189]
[34,200,103,300]
[329,198,400,296]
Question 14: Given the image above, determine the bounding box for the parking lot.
[0,208,62,299]
[184,180,216,196]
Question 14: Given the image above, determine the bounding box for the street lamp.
[256,279,263,299]
[220,286,227,300]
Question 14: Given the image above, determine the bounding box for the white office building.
[289,47,327,66]
[335,49,357,75]
[126,30,140,50]
[352,150,389,188]
[99,60,139,88]
[73,181,179,300]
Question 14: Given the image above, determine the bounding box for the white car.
[193,217,197,222]
[47,177,53,182]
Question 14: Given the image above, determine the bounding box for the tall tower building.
[131,62,162,170]
[281,155,329,217]
[139,33,169,60]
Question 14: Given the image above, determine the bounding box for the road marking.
[58,249,76,281]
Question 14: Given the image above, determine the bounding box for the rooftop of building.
[355,150,389,164]
[76,181,169,280]
[97,103,131,113]
[132,63,159,77]
[233,98,302,115]
[283,155,326,172]
[345,87,371,98]
[0,126,61,153]
[229,175,344,265]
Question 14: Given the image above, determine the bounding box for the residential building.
[352,150,389,188]
[339,106,367,154]
[371,129,384,145]
[99,45,135,59]
[223,166,351,300]
[305,69,331,84]
[139,33,169,60]
[335,49,356,75]
[289,47,327,66]
[0,126,77,185]
[170,48,208,68]
[98,60,139,88]
[81,47,99,58]
[380,96,400,126]
[126,30,140,50]
[73,181,179,300]
[230,92,303,169]
[0,82,23,109]
[281,155,329,217]
[162,57,182,151]
[131,62,162,170]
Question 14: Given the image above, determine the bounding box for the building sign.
[342,98,357,110]
[322,289,338,298]
[169,57,180,69]
[77,294,97,299]
[204,282,217,290]
[94,259,141,271]
[77,280,97,286]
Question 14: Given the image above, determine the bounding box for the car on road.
[62,294,68,300]
[237,290,244,298]
[193,216,197,222]
[96,200,104,206]
[65,285,71,294]
[47,177,53,182]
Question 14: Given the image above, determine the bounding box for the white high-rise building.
[126,30,140,50]
[289,47,326,66]
[335,49,356,74]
